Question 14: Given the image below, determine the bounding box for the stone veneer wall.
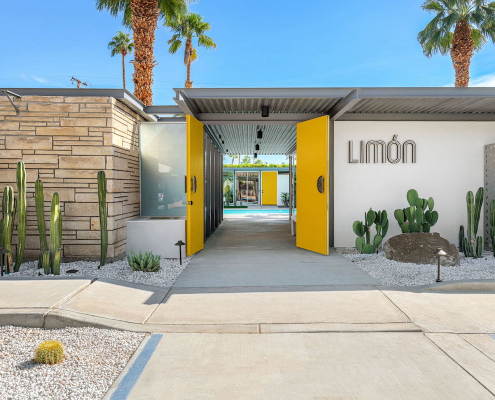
[0,95,143,260]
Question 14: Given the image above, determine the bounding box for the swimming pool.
[224,209,290,214]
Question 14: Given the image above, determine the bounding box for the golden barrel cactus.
[34,340,65,365]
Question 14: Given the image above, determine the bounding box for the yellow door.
[262,171,277,205]
[186,115,204,256]
[296,116,329,255]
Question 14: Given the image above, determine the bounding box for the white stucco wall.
[277,174,290,206]
[334,121,495,247]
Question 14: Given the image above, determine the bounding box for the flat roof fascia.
[0,88,156,122]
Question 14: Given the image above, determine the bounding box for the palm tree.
[418,0,495,87]
[108,31,134,90]
[165,12,216,88]
[96,0,188,105]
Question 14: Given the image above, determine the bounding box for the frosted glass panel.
[140,123,187,217]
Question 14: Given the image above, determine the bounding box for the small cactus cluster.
[34,340,65,365]
[127,251,162,271]
[353,209,389,254]
[35,180,63,275]
[0,161,25,273]
[97,171,108,268]
[459,187,484,258]
[394,189,438,233]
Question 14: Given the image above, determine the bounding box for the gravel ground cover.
[337,248,495,286]
[0,326,145,400]
[0,257,192,288]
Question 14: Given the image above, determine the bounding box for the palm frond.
[198,35,216,49]
[169,39,183,54]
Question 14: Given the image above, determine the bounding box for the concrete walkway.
[3,214,495,398]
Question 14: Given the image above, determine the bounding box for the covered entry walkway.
[173,214,378,288]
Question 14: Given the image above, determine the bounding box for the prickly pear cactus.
[352,208,388,254]
[394,189,438,233]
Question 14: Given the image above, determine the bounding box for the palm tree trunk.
[185,37,193,88]
[451,19,474,87]
[130,0,159,105]
[122,53,126,90]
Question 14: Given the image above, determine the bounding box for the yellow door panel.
[262,171,278,205]
[296,116,329,255]
[186,115,204,256]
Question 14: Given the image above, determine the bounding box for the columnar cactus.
[14,161,26,272]
[35,179,49,271]
[459,187,484,258]
[490,200,495,256]
[0,186,15,272]
[353,208,389,254]
[49,193,62,275]
[97,171,107,268]
[394,189,438,233]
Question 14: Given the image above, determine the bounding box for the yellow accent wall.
[296,116,329,255]
[262,171,278,205]
[186,115,204,256]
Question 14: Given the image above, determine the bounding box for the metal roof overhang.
[150,87,495,155]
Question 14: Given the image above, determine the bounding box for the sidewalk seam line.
[459,334,495,364]
[425,334,495,398]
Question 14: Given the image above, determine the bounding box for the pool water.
[224,209,290,214]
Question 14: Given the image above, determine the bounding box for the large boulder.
[383,233,459,266]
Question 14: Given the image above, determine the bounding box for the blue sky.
[2,0,495,163]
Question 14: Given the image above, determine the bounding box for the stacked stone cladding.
[0,94,142,260]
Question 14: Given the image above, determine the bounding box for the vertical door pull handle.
[317,176,324,193]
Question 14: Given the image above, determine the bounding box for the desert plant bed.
[336,248,495,286]
[0,326,144,400]
[0,257,192,288]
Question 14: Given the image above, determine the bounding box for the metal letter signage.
[348,135,416,164]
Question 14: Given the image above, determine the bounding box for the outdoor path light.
[435,248,447,282]
[175,240,185,265]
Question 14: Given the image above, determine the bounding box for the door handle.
[190,175,197,193]
[317,176,324,193]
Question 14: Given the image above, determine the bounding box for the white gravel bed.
[338,248,495,286]
[1,257,192,288]
[0,326,145,400]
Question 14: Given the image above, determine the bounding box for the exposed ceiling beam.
[174,91,199,118]
[338,113,495,121]
[197,112,325,125]
[329,89,361,120]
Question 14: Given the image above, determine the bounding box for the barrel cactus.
[394,189,438,233]
[459,187,484,258]
[34,340,65,365]
[353,208,389,254]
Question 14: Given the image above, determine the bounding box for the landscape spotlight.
[257,129,263,139]
[255,144,260,151]
[261,105,269,117]
[254,153,258,159]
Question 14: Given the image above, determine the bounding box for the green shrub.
[34,340,64,365]
[280,192,289,207]
[127,251,161,272]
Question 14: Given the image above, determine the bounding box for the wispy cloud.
[31,75,48,84]
[470,73,495,87]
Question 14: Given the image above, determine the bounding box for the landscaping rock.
[384,233,459,266]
